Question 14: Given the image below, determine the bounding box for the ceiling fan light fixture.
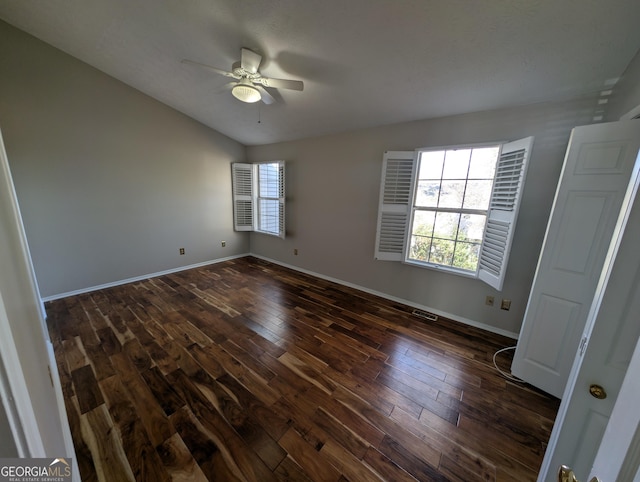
[231,82,261,103]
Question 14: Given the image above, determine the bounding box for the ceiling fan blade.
[260,77,304,91]
[181,59,238,78]
[255,85,275,105]
[241,48,262,74]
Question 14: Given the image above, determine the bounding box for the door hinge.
[579,336,588,356]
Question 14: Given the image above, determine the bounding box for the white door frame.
[0,291,40,457]
[0,127,77,475]
[0,128,48,457]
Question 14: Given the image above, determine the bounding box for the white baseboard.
[250,254,519,340]
[42,252,518,340]
[41,254,249,302]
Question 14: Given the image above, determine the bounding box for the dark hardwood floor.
[46,256,559,481]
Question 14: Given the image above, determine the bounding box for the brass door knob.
[589,384,607,399]
[559,465,577,482]
[559,464,601,482]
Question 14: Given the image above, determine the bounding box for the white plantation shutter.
[374,151,417,261]
[274,161,285,238]
[478,137,533,290]
[232,163,254,231]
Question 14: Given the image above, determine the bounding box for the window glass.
[256,162,283,236]
[408,146,499,272]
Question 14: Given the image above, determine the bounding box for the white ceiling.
[1,0,640,146]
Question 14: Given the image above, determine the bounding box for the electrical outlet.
[294,248,298,255]
[221,241,226,247]
[179,248,185,255]
[485,295,495,306]
[501,299,511,311]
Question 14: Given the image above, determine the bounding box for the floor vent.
[412,309,438,321]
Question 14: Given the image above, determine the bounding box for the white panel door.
[511,120,640,398]
[538,175,640,480]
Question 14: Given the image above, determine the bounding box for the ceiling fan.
[182,48,304,104]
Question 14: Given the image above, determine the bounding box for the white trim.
[0,318,29,457]
[43,251,518,339]
[0,131,47,325]
[46,341,81,482]
[42,254,249,301]
[250,254,519,340]
[0,128,47,457]
[415,140,510,152]
[0,287,45,456]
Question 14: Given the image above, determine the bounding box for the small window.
[232,161,285,238]
[375,138,533,291]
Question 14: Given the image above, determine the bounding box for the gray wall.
[606,47,640,121]
[247,98,601,336]
[0,21,248,298]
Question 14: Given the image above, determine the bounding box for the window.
[408,146,498,272]
[375,138,532,290]
[232,161,285,238]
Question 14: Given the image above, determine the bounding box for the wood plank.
[168,369,278,482]
[71,365,104,414]
[109,352,174,447]
[216,373,291,441]
[46,256,558,482]
[99,375,171,482]
[311,406,370,460]
[63,337,90,372]
[278,427,342,482]
[122,338,153,372]
[186,369,287,471]
[377,434,447,482]
[362,446,422,482]
[169,405,244,481]
[80,404,136,482]
[376,368,460,425]
[274,456,314,482]
[140,367,186,416]
[156,433,209,482]
[438,445,497,482]
[64,396,98,482]
[319,438,385,482]
[95,326,122,356]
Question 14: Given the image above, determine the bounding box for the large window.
[232,161,285,238]
[408,146,499,272]
[375,138,532,290]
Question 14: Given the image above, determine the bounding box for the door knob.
[559,465,577,482]
[589,384,607,399]
[558,465,601,482]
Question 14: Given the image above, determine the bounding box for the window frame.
[404,142,503,276]
[232,160,285,239]
[374,137,533,291]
